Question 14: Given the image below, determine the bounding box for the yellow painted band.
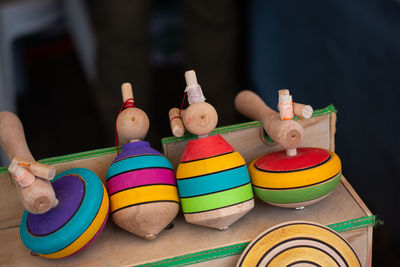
[41,184,109,259]
[110,185,179,213]
[268,246,338,267]
[176,151,245,179]
[240,223,360,267]
[249,151,341,188]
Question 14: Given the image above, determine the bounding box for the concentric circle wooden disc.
[237,221,361,267]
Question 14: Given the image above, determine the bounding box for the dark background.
[2,0,400,265]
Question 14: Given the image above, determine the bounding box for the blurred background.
[0,0,399,265]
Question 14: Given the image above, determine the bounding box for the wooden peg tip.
[121,83,134,102]
[185,70,198,86]
[279,89,290,95]
[293,103,313,119]
[8,163,35,187]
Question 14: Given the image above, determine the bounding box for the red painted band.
[106,168,176,195]
[255,148,330,172]
[181,135,234,162]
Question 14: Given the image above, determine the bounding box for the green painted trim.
[38,146,118,165]
[0,166,8,174]
[135,214,375,266]
[161,105,337,146]
[161,121,263,146]
[327,215,376,233]
[253,173,341,204]
[134,242,249,267]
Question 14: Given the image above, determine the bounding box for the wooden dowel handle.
[169,108,185,137]
[0,112,34,162]
[234,90,304,149]
[0,111,57,214]
[235,90,278,123]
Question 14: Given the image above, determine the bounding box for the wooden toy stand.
[0,105,374,266]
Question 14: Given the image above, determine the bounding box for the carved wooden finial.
[169,70,218,137]
[116,83,149,144]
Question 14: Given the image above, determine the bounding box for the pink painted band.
[107,168,176,195]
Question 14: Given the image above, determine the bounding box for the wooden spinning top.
[235,90,342,209]
[107,83,179,240]
[0,112,109,258]
[170,70,254,229]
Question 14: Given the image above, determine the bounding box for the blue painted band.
[107,155,173,180]
[20,168,103,254]
[177,165,250,197]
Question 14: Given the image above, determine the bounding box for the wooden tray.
[0,105,374,266]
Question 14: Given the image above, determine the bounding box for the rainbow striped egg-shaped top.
[176,134,253,214]
[106,141,179,214]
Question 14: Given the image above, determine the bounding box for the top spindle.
[116,83,149,145]
[183,70,217,136]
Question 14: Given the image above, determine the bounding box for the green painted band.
[253,173,341,204]
[180,183,253,213]
[328,215,376,233]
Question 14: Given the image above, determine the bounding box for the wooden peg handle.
[169,108,185,137]
[235,90,277,122]
[121,83,134,102]
[278,89,313,119]
[234,90,304,150]
[11,156,55,180]
[0,111,57,214]
[293,103,313,119]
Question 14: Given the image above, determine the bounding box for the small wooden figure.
[235,90,342,209]
[106,83,180,240]
[169,70,254,230]
[0,112,109,259]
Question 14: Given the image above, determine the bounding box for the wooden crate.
[0,105,374,266]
